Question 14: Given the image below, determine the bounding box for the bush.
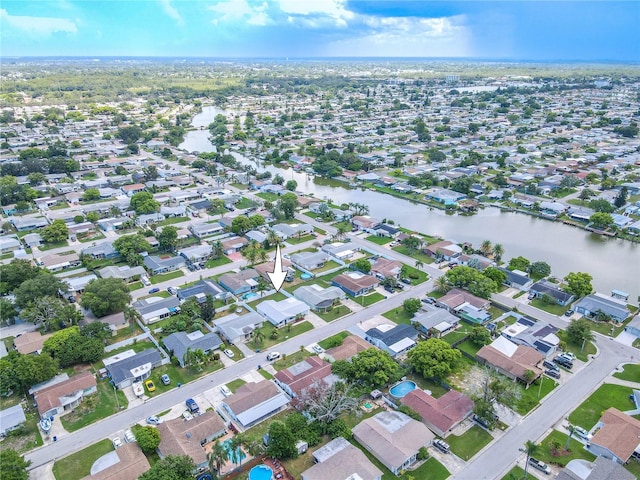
[417,446,429,460]
[409,272,419,279]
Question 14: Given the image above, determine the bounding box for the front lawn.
[0,411,43,453]
[158,216,189,226]
[529,298,569,316]
[226,378,247,393]
[512,376,558,415]
[144,360,224,398]
[250,320,314,350]
[236,197,256,209]
[272,350,312,371]
[382,307,414,325]
[568,383,636,429]
[614,364,640,383]
[318,331,349,349]
[315,305,351,322]
[255,192,280,202]
[501,466,526,480]
[392,246,434,264]
[557,330,596,362]
[52,439,114,480]
[150,270,184,284]
[349,292,385,307]
[286,233,316,245]
[314,259,341,273]
[247,291,288,309]
[587,317,629,337]
[535,429,596,467]
[205,256,232,268]
[403,264,429,284]
[365,235,393,245]
[60,381,128,432]
[447,425,493,461]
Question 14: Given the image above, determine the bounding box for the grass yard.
[39,240,69,251]
[255,192,280,202]
[318,331,350,349]
[60,381,128,432]
[392,245,435,264]
[568,383,636,429]
[257,368,274,380]
[442,325,476,344]
[127,281,143,291]
[536,429,596,467]
[447,425,493,461]
[614,363,640,383]
[403,264,429,284]
[0,411,43,453]
[52,439,113,480]
[365,234,393,245]
[314,259,341,273]
[383,307,414,325]
[150,270,184,284]
[349,292,385,307]
[587,318,629,337]
[158,216,189,226]
[226,378,247,392]
[272,350,313,371]
[455,339,483,357]
[143,360,224,398]
[250,320,314,350]
[501,466,527,480]
[556,331,596,362]
[529,298,569,316]
[315,304,352,322]
[205,256,232,268]
[286,233,316,245]
[247,291,288,309]
[236,197,256,209]
[406,373,449,398]
[511,376,558,415]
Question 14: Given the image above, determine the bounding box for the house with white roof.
[257,297,310,328]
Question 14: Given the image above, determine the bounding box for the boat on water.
[39,418,52,433]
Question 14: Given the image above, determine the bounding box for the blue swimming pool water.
[222,439,247,463]
[300,273,312,279]
[243,292,258,300]
[249,464,273,480]
[389,380,417,398]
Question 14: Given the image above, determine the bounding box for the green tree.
[12,352,58,390]
[491,243,504,262]
[138,455,196,480]
[589,212,614,230]
[142,165,159,181]
[200,295,216,324]
[41,219,69,244]
[0,448,30,480]
[266,421,298,459]
[0,298,18,325]
[469,326,492,347]
[135,426,161,454]
[86,211,100,223]
[130,191,159,214]
[588,198,615,213]
[529,261,551,279]
[207,440,229,476]
[614,186,628,208]
[277,192,298,219]
[403,298,422,316]
[21,296,82,331]
[332,348,402,388]
[483,267,507,286]
[157,226,178,252]
[285,180,297,191]
[81,278,132,317]
[408,338,462,380]
[230,216,252,236]
[507,256,530,271]
[14,273,66,308]
[83,188,100,201]
[113,234,151,265]
[566,318,594,346]
[352,258,371,274]
[435,275,452,294]
[479,240,492,257]
[444,266,499,299]
[565,424,577,450]
[80,322,112,341]
[564,272,593,298]
[523,440,540,480]
[117,125,142,144]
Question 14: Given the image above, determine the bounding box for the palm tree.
[252,329,265,349]
[257,277,269,298]
[336,223,348,241]
[258,248,269,264]
[415,260,424,270]
[212,240,224,259]
[522,440,539,479]
[435,275,451,294]
[479,240,493,257]
[228,433,247,468]
[267,230,281,248]
[246,439,265,459]
[208,440,229,478]
[492,243,504,263]
[565,424,576,450]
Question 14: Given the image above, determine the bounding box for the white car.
[312,345,324,354]
[266,352,281,361]
[220,385,232,397]
[124,429,135,443]
[146,415,162,425]
[573,426,592,440]
[112,437,122,449]
[223,349,235,358]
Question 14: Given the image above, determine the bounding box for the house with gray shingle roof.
[143,254,185,276]
[576,293,630,323]
[163,331,223,367]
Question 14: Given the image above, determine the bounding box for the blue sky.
[1,1,638,61]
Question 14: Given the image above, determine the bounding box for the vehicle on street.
[144,379,156,392]
[433,439,450,453]
[312,345,324,354]
[160,374,171,385]
[148,288,160,294]
[186,398,199,413]
[528,457,551,474]
[167,287,177,295]
[545,369,560,379]
[223,349,235,358]
[266,352,281,361]
[146,416,162,425]
[112,437,122,449]
[220,385,232,397]
[124,429,135,443]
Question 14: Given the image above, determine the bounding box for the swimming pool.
[249,464,273,480]
[222,438,247,464]
[243,292,258,300]
[300,273,312,279]
[364,402,372,409]
[389,380,417,398]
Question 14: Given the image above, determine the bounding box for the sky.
[1,1,638,61]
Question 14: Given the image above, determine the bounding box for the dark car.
[545,369,561,379]
[185,398,199,413]
[564,308,575,317]
[394,283,404,290]
[401,278,412,285]
[553,355,573,370]
[148,288,160,294]
[543,360,559,371]
[384,285,395,294]
[473,414,493,430]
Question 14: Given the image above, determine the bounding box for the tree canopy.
[138,455,196,480]
[444,265,499,299]
[0,448,30,480]
[563,272,593,298]
[135,426,161,453]
[566,318,594,346]
[41,219,69,244]
[14,273,67,308]
[407,338,462,380]
[266,421,298,459]
[113,234,151,265]
[130,191,159,214]
[80,278,131,317]
[332,348,402,388]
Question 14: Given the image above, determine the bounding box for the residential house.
[401,388,475,438]
[221,236,248,254]
[135,212,164,227]
[0,404,26,437]
[104,348,163,389]
[14,332,52,355]
[121,183,146,196]
[588,408,640,464]
[99,265,146,282]
[213,312,264,345]
[218,269,260,295]
[271,223,313,240]
[221,380,289,429]
[411,305,460,337]
[476,336,543,383]
[371,258,403,279]
[22,233,43,249]
[157,411,226,470]
[426,188,466,205]
[324,335,374,362]
[321,242,360,261]
[178,244,212,264]
[33,371,97,418]
[364,324,418,358]
[163,331,223,367]
[498,268,534,291]
[38,253,81,272]
[65,273,98,294]
[499,313,560,358]
[79,442,151,480]
[301,437,383,480]
[456,253,494,270]
[274,356,337,398]
[529,281,575,306]
[132,296,181,324]
[624,315,640,339]
[177,279,227,303]
[81,242,119,259]
[424,240,463,261]
[257,297,310,328]
[332,272,379,297]
[290,251,329,271]
[190,222,224,239]
[9,216,49,231]
[575,293,630,323]
[437,288,491,324]
[143,254,185,276]
[97,217,127,232]
[352,411,434,476]
[293,285,346,312]
[555,456,635,480]
[254,258,293,282]
[0,235,21,253]
[351,215,382,233]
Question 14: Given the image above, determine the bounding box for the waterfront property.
[529,281,575,306]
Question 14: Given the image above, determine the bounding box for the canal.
[181,107,640,301]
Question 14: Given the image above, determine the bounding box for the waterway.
[181,107,640,301]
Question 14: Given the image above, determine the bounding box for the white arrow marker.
[267,244,287,293]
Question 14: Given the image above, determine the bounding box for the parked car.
[545,369,561,379]
[186,398,199,413]
[384,285,395,293]
[528,457,551,474]
[422,297,437,304]
[560,352,576,361]
[401,278,412,284]
[148,288,160,294]
[564,308,575,317]
[543,360,559,371]
[473,414,493,430]
[144,379,156,392]
[160,374,171,386]
[167,287,177,295]
[124,429,135,443]
[528,292,536,300]
[312,345,324,354]
[433,439,450,453]
[146,415,162,425]
[112,437,122,449]
[553,355,573,369]
[394,283,404,290]
[266,352,281,361]
[223,349,235,358]
[220,385,232,397]
[573,426,592,440]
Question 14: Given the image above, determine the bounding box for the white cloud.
[208,0,271,26]
[159,0,184,27]
[278,0,352,27]
[0,8,77,36]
